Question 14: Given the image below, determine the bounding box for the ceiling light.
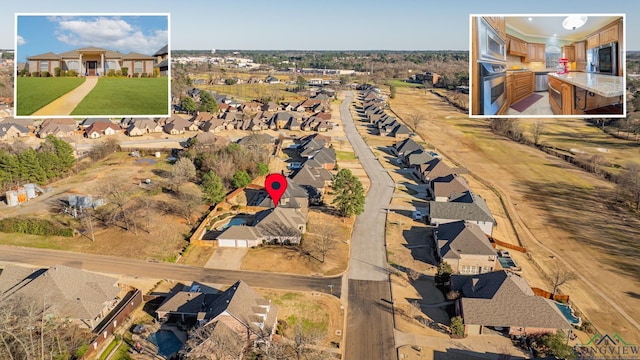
[562,15,588,30]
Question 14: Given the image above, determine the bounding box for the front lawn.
[16,77,85,115]
[71,77,169,116]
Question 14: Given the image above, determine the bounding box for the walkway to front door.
[32,77,99,116]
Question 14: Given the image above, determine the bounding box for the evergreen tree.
[199,91,219,113]
[332,168,365,217]
[181,97,197,114]
[256,162,269,176]
[200,171,226,204]
[435,261,453,286]
[19,148,47,184]
[231,170,252,189]
[0,151,20,187]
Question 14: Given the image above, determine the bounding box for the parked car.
[412,210,423,220]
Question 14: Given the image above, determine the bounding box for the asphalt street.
[0,246,341,296]
[340,91,396,360]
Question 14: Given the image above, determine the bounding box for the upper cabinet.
[574,41,586,62]
[528,43,546,62]
[507,35,528,57]
[587,21,620,49]
[483,16,506,40]
[562,45,575,62]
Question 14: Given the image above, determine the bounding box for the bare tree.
[170,157,197,191]
[174,186,203,226]
[312,229,337,263]
[531,120,545,145]
[618,162,640,210]
[79,208,95,241]
[181,321,244,360]
[549,266,577,297]
[409,113,424,131]
[100,179,134,231]
[291,322,325,360]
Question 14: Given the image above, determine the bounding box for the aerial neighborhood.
[1,10,640,360]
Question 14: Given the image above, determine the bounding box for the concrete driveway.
[204,247,247,270]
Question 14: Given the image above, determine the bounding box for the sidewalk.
[32,77,99,116]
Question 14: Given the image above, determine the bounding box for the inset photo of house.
[15,14,170,117]
[470,14,625,118]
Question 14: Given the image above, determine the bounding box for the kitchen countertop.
[548,72,624,97]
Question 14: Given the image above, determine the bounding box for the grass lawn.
[335,150,357,161]
[71,77,169,115]
[202,83,305,102]
[16,77,85,115]
[386,78,424,88]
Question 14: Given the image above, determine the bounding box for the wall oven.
[478,17,506,63]
[587,42,618,75]
[479,62,506,115]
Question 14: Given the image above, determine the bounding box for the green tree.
[536,332,575,359]
[200,171,226,205]
[19,148,47,184]
[181,97,197,114]
[199,91,219,113]
[256,162,269,176]
[435,261,453,286]
[224,78,238,85]
[0,151,20,187]
[231,170,252,189]
[332,168,365,217]
[296,75,307,91]
[450,316,465,337]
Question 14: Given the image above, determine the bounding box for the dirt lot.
[0,152,201,262]
[389,87,640,343]
[258,288,344,348]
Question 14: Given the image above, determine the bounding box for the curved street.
[340,91,396,360]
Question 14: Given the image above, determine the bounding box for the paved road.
[340,91,396,360]
[0,246,341,296]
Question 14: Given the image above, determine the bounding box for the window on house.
[106,61,118,70]
[40,61,48,72]
[67,60,78,70]
[134,61,143,73]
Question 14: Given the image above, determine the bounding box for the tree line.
[0,136,75,191]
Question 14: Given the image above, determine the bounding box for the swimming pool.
[555,302,581,325]
[147,329,183,357]
[219,216,252,230]
[498,256,517,269]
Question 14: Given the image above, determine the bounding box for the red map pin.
[265,173,288,207]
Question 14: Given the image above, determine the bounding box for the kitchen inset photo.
[470,14,625,117]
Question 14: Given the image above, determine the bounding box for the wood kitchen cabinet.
[527,43,546,62]
[512,71,534,104]
[483,16,506,40]
[562,45,575,62]
[587,33,600,49]
[599,23,619,44]
[574,41,586,62]
[506,73,513,108]
[507,35,528,57]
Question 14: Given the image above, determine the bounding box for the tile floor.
[507,91,554,116]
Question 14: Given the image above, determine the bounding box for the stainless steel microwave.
[478,17,506,63]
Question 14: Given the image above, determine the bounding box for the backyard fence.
[489,236,527,253]
[531,287,570,303]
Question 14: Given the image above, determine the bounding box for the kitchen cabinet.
[507,35,528,57]
[548,73,623,115]
[548,75,563,115]
[574,41,586,62]
[512,71,534,104]
[562,45,575,62]
[483,16,506,40]
[527,43,546,62]
[600,23,619,44]
[506,73,513,108]
[587,33,600,49]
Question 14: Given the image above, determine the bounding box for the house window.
[39,61,48,72]
[67,60,79,71]
[134,61,143,73]
[105,60,118,70]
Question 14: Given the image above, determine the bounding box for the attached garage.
[216,226,262,248]
[466,324,482,335]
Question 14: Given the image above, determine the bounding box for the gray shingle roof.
[451,271,571,329]
[429,191,495,224]
[217,226,262,241]
[406,150,434,167]
[432,174,470,199]
[436,221,496,260]
[393,138,422,156]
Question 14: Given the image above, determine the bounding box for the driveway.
[32,77,99,116]
[204,247,247,270]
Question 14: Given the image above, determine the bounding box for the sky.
[2,0,640,56]
[16,15,168,62]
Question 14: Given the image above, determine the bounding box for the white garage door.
[236,240,248,248]
[218,239,236,247]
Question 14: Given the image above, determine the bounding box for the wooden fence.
[531,287,570,303]
[82,289,143,359]
[489,236,527,253]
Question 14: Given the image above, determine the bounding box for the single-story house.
[0,122,30,140]
[451,271,571,336]
[85,121,120,138]
[430,174,471,202]
[290,163,333,195]
[217,207,307,248]
[38,118,77,138]
[434,220,497,274]
[428,191,496,236]
[125,118,162,136]
[26,46,155,77]
[391,138,423,158]
[0,265,124,329]
[414,158,458,185]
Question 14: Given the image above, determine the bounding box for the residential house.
[80,117,111,128]
[85,121,120,138]
[192,111,215,124]
[431,174,471,202]
[265,75,280,84]
[238,133,274,147]
[428,191,496,236]
[405,150,434,169]
[189,132,230,148]
[414,158,457,185]
[256,179,310,213]
[241,101,263,114]
[298,135,330,158]
[434,220,497,274]
[0,265,124,329]
[217,207,307,247]
[262,101,280,112]
[153,44,169,76]
[158,280,278,358]
[303,147,336,170]
[26,46,155,77]
[391,138,423,158]
[290,163,333,197]
[38,118,77,138]
[0,117,35,131]
[200,118,227,133]
[163,115,198,134]
[125,118,163,136]
[391,124,411,139]
[451,271,571,336]
[0,122,30,140]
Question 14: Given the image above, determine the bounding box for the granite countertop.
[548,72,624,97]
